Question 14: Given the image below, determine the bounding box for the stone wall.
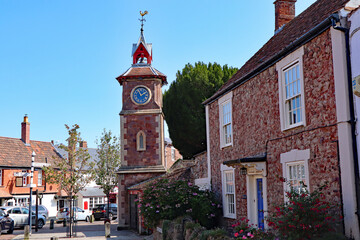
[207,29,341,225]
[192,151,208,179]
[122,114,161,166]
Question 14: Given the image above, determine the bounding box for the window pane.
[287,162,306,193]
[296,65,300,79]
[297,79,301,94]
[292,67,296,84]
[139,135,144,149]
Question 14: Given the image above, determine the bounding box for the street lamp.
[28,151,36,233]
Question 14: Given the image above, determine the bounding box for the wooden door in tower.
[129,194,138,230]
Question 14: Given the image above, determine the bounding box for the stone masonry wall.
[192,151,208,179]
[118,172,163,226]
[208,29,341,225]
[123,114,161,166]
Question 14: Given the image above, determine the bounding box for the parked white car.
[56,207,91,223]
[0,206,46,229]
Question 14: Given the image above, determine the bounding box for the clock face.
[131,86,151,105]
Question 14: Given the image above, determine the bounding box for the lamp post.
[28,151,36,233]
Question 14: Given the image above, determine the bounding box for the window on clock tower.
[137,131,146,151]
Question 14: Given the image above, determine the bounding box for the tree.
[163,62,238,158]
[44,124,94,237]
[95,129,121,220]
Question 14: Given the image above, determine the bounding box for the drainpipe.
[331,13,360,230]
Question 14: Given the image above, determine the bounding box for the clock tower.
[116,13,167,231]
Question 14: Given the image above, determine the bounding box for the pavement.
[2,220,153,240]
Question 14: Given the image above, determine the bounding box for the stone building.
[200,0,360,239]
[116,21,168,232]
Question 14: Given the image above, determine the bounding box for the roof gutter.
[203,14,336,106]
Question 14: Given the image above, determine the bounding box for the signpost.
[28,151,36,234]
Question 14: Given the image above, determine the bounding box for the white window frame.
[218,92,233,148]
[280,149,310,201]
[0,169,2,186]
[276,47,306,131]
[221,164,236,218]
[38,170,42,186]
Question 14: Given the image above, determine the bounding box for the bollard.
[24,225,30,240]
[90,215,94,223]
[105,222,111,238]
[50,219,55,229]
[63,218,67,227]
[50,237,58,240]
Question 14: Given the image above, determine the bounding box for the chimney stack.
[274,0,296,32]
[21,115,30,145]
[79,141,88,148]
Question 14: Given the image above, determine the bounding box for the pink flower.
[234,232,239,237]
[242,236,247,239]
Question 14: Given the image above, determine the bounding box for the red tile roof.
[204,0,349,104]
[116,64,167,85]
[0,137,63,168]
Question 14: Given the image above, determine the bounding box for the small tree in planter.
[266,182,345,240]
[139,179,221,229]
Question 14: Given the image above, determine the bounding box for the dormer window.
[137,131,146,151]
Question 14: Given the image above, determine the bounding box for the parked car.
[27,205,49,220]
[0,208,14,234]
[56,207,91,223]
[0,206,45,229]
[92,203,117,220]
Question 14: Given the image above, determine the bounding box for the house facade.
[202,0,360,239]
[0,115,62,217]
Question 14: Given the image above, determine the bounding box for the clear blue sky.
[0,0,316,148]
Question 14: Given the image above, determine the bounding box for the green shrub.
[139,179,221,228]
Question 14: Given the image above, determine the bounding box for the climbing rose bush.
[139,179,221,229]
[266,182,343,240]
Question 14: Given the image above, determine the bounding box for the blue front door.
[256,178,264,230]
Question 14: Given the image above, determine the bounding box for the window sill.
[224,214,236,219]
[221,143,233,149]
[282,122,304,132]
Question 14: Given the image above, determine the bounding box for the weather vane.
[139,10,148,33]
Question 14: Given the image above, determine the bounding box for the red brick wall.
[208,30,340,222]
[123,114,161,166]
[119,172,163,224]
[1,169,58,195]
[164,144,182,170]
[122,79,163,110]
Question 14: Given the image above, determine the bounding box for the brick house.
[0,115,63,217]
[201,0,360,239]
[164,138,182,170]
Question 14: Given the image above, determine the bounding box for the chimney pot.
[21,115,30,145]
[274,0,296,32]
[79,141,88,148]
